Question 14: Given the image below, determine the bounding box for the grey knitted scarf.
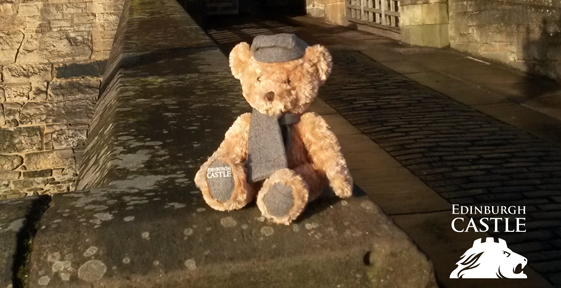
[246,109,300,183]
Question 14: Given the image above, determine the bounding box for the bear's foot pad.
[206,159,235,202]
[262,183,295,217]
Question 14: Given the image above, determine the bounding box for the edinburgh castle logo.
[450,237,528,279]
[450,205,528,280]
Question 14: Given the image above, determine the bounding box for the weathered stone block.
[401,24,449,48]
[18,3,41,16]
[17,31,92,64]
[307,3,325,17]
[97,12,120,29]
[450,42,480,55]
[55,60,106,78]
[0,87,5,102]
[0,3,15,16]
[401,24,412,44]
[102,1,124,13]
[44,135,53,150]
[63,3,87,13]
[0,106,5,127]
[41,3,64,19]
[23,169,53,178]
[87,1,105,13]
[3,102,23,127]
[401,25,422,46]
[30,82,48,101]
[400,4,422,26]
[0,126,43,153]
[0,181,11,190]
[0,171,20,180]
[2,64,52,83]
[4,84,32,102]
[12,178,48,190]
[25,150,75,170]
[48,78,100,101]
[72,12,96,24]
[20,98,96,125]
[480,50,516,64]
[0,14,26,31]
[18,102,49,125]
[0,154,23,170]
[52,128,88,149]
[421,3,448,25]
[0,31,24,64]
[50,19,72,28]
[325,2,347,26]
[91,50,110,61]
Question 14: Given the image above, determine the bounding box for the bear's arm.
[195,112,251,196]
[212,112,251,164]
[296,112,353,198]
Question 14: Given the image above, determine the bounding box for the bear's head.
[229,34,332,117]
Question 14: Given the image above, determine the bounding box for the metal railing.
[346,0,400,29]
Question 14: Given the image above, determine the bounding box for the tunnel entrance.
[178,0,306,29]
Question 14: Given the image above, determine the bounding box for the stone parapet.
[449,0,561,82]
[22,0,438,287]
[0,0,124,199]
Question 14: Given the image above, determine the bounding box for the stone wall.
[400,0,449,47]
[0,0,123,199]
[306,0,347,26]
[449,0,561,80]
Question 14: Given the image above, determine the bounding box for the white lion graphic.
[450,237,527,279]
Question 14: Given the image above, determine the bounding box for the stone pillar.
[0,0,123,199]
[306,0,347,26]
[400,0,449,48]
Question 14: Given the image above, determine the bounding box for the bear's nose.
[265,91,275,102]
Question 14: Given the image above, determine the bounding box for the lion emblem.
[450,237,527,279]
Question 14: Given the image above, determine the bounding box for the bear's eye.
[503,251,511,257]
[285,79,291,85]
[257,76,261,82]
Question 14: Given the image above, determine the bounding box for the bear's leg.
[195,155,255,211]
[293,162,326,203]
[256,168,309,225]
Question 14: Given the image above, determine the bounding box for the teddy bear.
[194,33,353,225]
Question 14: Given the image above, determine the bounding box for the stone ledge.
[24,0,439,286]
[28,188,436,288]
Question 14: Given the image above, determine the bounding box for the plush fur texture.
[195,39,352,224]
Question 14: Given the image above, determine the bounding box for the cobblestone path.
[205,16,561,284]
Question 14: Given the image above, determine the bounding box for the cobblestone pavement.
[205,16,561,285]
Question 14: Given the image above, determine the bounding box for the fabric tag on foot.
[207,160,234,202]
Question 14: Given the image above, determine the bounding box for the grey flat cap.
[251,34,308,63]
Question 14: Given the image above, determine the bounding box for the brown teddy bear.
[194,34,353,225]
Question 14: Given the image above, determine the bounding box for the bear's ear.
[303,45,332,85]
[229,42,252,80]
